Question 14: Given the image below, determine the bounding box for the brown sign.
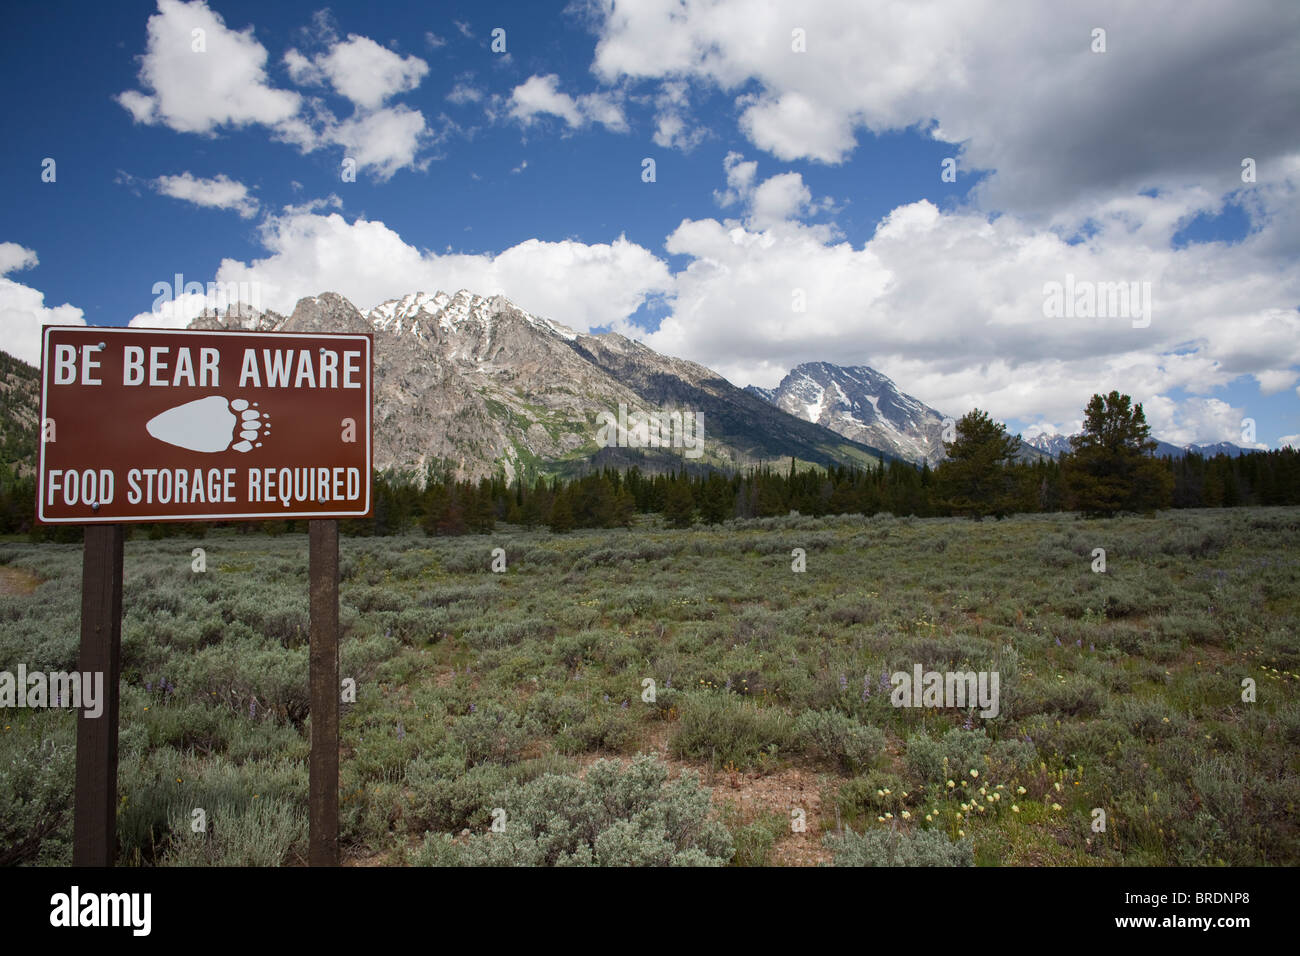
[37,326,372,523]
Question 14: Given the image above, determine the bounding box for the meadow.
[1,507,1297,866]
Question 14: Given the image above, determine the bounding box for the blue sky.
[2,0,1298,449]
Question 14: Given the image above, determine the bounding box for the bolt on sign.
[37,327,372,523]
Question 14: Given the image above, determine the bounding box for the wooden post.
[309,519,340,866]
[73,524,124,867]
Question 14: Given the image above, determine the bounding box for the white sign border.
[37,325,373,524]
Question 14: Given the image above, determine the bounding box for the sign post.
[308,519,339,866]
[72,524,124,866]
[39,326,372,866]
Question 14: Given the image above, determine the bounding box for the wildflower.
[1012,805,1020,813]
[1051,803,1062,811]
[884,812,893,819]
[1016,786,1026,795]
[901,811,911,820]
[876,789,885,797]
[986,795,994,803]
[992,793,1001,801]
[969,769,979,778]
[621,700,628,710]
[1055,637,1061,647]
[839,674,847,691]
[946,780,955,789]
[958,829,965,837]
[1054,781,1063,792]
[925,814,933,822]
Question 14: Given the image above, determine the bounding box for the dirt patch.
[573,723,837,866]
[0,566,39,596]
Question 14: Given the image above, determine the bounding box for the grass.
[1,506,1297,866]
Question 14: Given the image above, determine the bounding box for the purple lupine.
[146,682,152,692]
[1055,637,1062,647]
[963,712,974,730]
[603,694,610,703]
[878,669,890,694]
[1089,644,1095,651]
[620,700,628,710]
[469,703,476,712]
[249,699,257,719]
[665,678,672,689]
[725,678,732,691]
[862,676,871,702]
[1075,639,1082,648]
[838,674,848,691]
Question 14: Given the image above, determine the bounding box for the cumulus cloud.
[285,33,427,110]
[640,157,1300,446]
[153,172,259,218]
[126,209,674,335]
[508,74,628,132]
[0,244,86,365]
[116,0,300,134]
[587,0,1300,221]
[118,0,433,180]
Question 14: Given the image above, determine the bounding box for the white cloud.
[0,243,38,275]
[118,1,432,180]
[285,34,428,110]
[153,172,259,218]
[327,106,429,181]
[447,81,484,105]
[587,0,1300,221]
[117,0,300,134]
[651,80,707,150]
[508,74,628,132]
[126,209,674,335]
[639,156,1300,446]
[0,245,86,365]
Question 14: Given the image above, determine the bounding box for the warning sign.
[37,326,372,523]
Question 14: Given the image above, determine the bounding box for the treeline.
[3,391,1297,538]
[4,445,1297,541]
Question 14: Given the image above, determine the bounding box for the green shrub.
[825,825,973,867]
[413,755,733,866]
[793,708,885,772]
[670,694,793,769]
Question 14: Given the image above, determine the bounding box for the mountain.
[1027,432,1253,460]
[0,349,39,477]
[746,361,1046,466]
[185,291,893,481]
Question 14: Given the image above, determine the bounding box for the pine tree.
[663,476,696,528]
[1061,391,1173,516]
[933,409,1021,518]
